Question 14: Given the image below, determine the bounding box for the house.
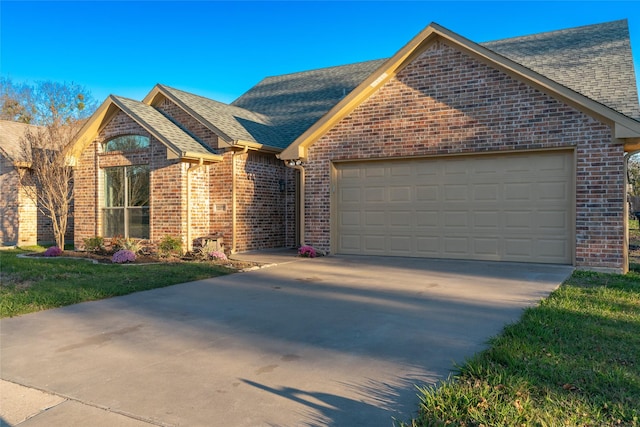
[68,20,640,272]
[0,120,74,246]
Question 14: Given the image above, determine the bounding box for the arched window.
[103,135,149,152]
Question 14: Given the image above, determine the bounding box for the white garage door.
[335,151,573,264]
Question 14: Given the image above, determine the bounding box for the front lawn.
[404,270,640,426]
[0,249,235,317]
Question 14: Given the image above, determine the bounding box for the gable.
[278,22,640,160]
[68,96,222,165]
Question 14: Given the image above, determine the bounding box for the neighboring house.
[0,120,74,246]
[68,20,640,272]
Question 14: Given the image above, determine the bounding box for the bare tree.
[13,80,97,249]
[1,78,95,125]
[19,124,78,249]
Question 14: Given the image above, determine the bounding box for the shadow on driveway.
[0,256,573,426]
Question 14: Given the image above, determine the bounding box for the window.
[103,135,149,152]
[103,165,150,238]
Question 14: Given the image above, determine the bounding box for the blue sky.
[1,1,639,104]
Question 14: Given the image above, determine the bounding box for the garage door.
[335,151,573,264]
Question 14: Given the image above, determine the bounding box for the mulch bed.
[24,251,262,270]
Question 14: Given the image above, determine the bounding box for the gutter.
[284,159,305,246]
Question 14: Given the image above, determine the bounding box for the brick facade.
[73,109,295,254]
[303,40,625,271]
[1,152,74,247]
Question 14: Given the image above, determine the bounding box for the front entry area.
[334,150,574,264]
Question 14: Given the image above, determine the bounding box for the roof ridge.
[481,19,627,44]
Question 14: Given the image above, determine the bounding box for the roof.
[232,59,386,147]
[483,19,640,119]
[71,20,640,160]
[279,20,640,160]
[0,120,41,162]
[144,84,283,150]
[68,96,222,164]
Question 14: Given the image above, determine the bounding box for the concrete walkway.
[0,254,573,426]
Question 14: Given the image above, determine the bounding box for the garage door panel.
[443,185,469,201]
[473,184,499,201]
[365,187,385,202]
[390,186,412,202]
[474,238,500,256]
[505,183,532,201]
[390,211,412,226]
[416,186,438,201]
[417,211,439,227]
[340,211,361,227]
[336,151,572,264]
[363,235,386,253]
[364,211,385,227]
[444,211,468,227]
[444,237,470,255]
[474,211,500,228]
[538,182,569,201]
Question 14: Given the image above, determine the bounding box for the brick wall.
[73,108,294,255]
[304,40,624,270]
[74,110,187,251]
[1,153,73,247]
[1,153,20,245]
[234,151,292,251]
[156,98,222,151]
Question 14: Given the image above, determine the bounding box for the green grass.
[404,270,640,427]
[0,249,234,317]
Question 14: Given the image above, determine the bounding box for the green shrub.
[158,235,182,258]
[115,237,144,254]
[83,236,104,253]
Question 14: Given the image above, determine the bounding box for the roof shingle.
[482,19,640,119]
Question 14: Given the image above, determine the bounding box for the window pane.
[104,135,149,152]
[128,207,149,239]
[128,165,150,207]
[104,168,124,207]
[103,208,124,237]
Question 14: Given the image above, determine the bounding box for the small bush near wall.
[158,235,183,258]
[83,236,104,253]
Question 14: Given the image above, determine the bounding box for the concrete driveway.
[0,254,573,426]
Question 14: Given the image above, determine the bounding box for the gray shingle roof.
[231,59,386,147]
[0,120,41,162]
[155,85,283,149]
[482,19,640,119]
[113,96,217,158]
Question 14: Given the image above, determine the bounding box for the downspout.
[624,152,632,273]
[231,145,249,254]
[284,160,305,246]
[186,158,205,253]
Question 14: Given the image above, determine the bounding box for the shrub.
[298,245,317,258]
[116,237,143,254]
[43,246,63,257]
[83,236,104,253]
[158,235,182,258]
[112,249,136,264]
[198,240,227,261]
[208,250,227,261]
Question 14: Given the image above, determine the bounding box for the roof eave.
[234,140,282,154]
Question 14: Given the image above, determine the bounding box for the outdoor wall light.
[279,179,285,192]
